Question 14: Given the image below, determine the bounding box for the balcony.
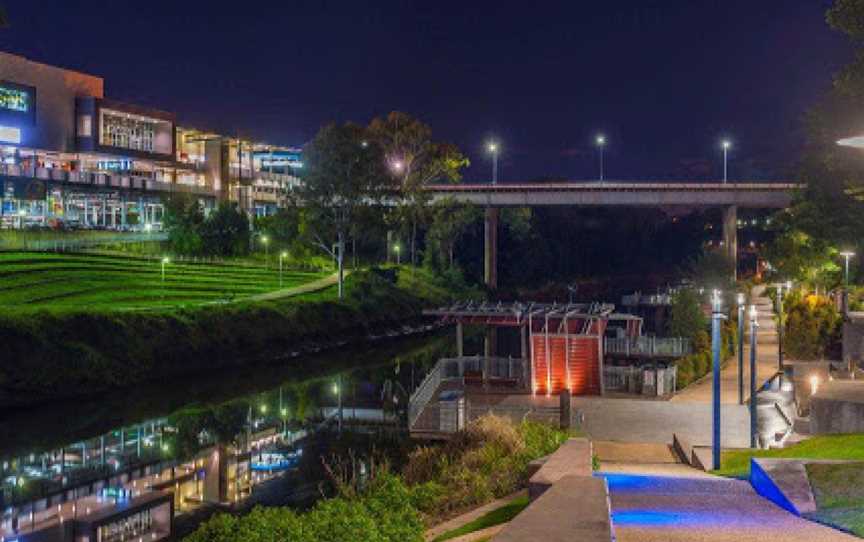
[0,164,216,197]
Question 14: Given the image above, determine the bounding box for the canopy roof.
[423,300,641,327]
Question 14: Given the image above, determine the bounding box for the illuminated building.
[0,51,301,229]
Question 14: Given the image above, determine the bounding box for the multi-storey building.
[0,51,301,230]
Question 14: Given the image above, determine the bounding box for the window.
[100,109,158,153]
[78,115,92,137]
[0,85,30,113]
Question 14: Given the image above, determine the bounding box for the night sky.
[1,0,850,182]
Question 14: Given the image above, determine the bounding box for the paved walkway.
[245,271,341,301]
[673,284,780,404]
[595,442,856,542]
[602,464,858,541]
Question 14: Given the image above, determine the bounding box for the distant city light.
[596,135,606,146]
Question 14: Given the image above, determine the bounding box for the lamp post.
[737,293,745,405]
[711,289,726,470]
[749,304,759,448]
[261,235,269,269]
[279,251,287,288]
[596,135,606,182]
[777,281,791,372]
[394,243,401,266]
[487,142,499,185]
[161,256,170,284]
[840,251,855,314]
[333,378,342,433]
[721,140,732,184]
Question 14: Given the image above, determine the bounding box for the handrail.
[604,336,691,357]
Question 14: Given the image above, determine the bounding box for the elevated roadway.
[425,181,799,288]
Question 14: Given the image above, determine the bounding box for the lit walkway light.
[161,257,170,283]
[721,140,732,183]
[487,141,499,184]
[595,135,606,182]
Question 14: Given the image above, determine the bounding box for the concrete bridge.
[426,181,798,288]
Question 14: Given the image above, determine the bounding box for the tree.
[424,198,480,271]
[768,0,864,284]
[668,288,708,347]
[199,202,250,257]
[300,122,389,298]
[0,6,8,28]
[163,193,204,255]
[368,112,469,267]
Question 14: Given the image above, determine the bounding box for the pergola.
[424,301,643,396]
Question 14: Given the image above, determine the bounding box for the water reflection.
[0,333,450,533]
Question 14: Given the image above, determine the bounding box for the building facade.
[0,51,301,230]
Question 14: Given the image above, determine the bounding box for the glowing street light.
[487,141,499,184]
[840,251,856,286]
[710,289,726,470]
[260,235,270,268]
[595,135,606,182]
[721,140,732,184]
[161,257,170,283]
[260,403,268,415]
[736,292,746,405]
[279,251,288,288]
[394,243,402,266]
[390,159,405,173]
[810,374,820,396]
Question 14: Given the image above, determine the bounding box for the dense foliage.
[184,415,568,542]
[185,473,423,542]
[783,290,842,360]
[164,196,251,257]
[404,415,570,520]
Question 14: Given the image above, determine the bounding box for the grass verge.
[431,495,529,542]
[805,462,864,537]
[715,434,864,478]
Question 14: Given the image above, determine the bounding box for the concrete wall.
[810,381,864,434]
[842,316,864,368]
[0,51,103,152]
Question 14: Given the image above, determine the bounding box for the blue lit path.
[600,465,858,541]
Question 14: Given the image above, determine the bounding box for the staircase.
[751,286,777,346]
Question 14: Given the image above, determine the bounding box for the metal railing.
[620,293,673,306]
[603,365,677,396]
[408,356,528,431]
[604,336,691,357]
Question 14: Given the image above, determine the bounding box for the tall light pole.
[279,251,287,288]
[737,293,745,405]
[333,378,342,433]
[596,135,606,182]
[840,251,855,315]
[261,235,270,269]
[749,304,759,448]
[394,243,401,266]
[487,142,499,185]
[722,140,731,184]
[161,257,170,300]
[711,289,726,471]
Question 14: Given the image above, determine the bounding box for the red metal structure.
[424,302,642,397]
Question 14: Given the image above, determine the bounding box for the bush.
[405,415,568,520]
[185,473,422,542]
[784,292,842,360]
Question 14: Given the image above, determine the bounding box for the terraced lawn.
[0,251,330,311]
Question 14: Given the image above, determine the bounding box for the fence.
[604,336,691,357]
[408,356,528,432]
[603,364,677,396]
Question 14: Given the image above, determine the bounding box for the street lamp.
[737,292,746,405]
[161,257,170,283]
[710,289,726,470]
[487,141,499,185]
[721,140,732,184]
[840,251,855,314]
[748,304,759,448]
[595,135,606,182]
[333,378,342,433]
[260,235,270,268]
[394,243,401,266]
[279,251,288,288]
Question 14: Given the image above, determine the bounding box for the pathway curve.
[672,284,779,404]
[245,271,342,302]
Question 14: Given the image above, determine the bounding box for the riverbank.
[0,267,479,409]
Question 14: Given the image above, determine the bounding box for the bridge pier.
[723,205,738,282]
[484,207,499,289]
